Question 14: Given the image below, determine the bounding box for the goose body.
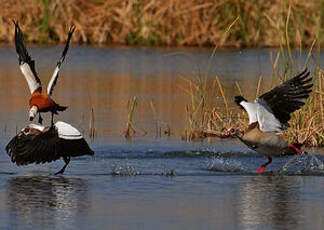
[233,69,312,172]
[238,122,287,157]
[6,121,94,175]
[13,21,74,125]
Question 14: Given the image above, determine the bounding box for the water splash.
[110,162,139,176]
[307,153,324,170]
[281,153,324,173]
[161,169,176,176]
[207,157,245,172]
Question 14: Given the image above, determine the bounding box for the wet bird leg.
[38,113,43,124]
[51,112,54,127]
[256,157,272,173]
[288,144,306,154]
[55,156,71,175]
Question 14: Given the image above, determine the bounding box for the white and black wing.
[257,68,312,129]
[6,122,94,166]
[47,26,75,97]
[235,98,282,132]
[13,21,41,94]
[6,127,61,165]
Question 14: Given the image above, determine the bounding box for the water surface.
[0,46,323,230]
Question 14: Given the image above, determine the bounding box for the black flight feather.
[257,68,313,126]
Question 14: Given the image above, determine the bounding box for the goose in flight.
[227,68,312,172]
[13,21,75,125]
[6,121,94,175]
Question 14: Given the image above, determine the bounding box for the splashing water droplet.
[281,153,324,173]
[307,153,324,171]
[207,157,245,172]
[110,162,139,176]
[162,169,176,176]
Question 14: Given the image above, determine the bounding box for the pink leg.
[288,144,303,154]
[256,157,272,173]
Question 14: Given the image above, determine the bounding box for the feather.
[47,26,75,97]
[13,21,42,94]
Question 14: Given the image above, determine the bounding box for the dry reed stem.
[215,76,228,119]
[320,72,324,124]
[124,96,137,139]
[235,82,243,96]
[255,76,263,98]
[0,0,322,48]
[89,108,96,140]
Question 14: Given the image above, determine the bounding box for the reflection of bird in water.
[13,21,74,125]
[226,69,312,172]
[237,176,301,229]
[6,176,89,229]
[6,121,94,175]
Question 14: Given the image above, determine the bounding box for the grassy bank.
[182,6,324,147]
[0,0,323,47]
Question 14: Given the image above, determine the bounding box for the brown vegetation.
[181,6,324,147]
[0,0,322,47]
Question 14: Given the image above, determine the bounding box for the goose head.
[29,105,38,121]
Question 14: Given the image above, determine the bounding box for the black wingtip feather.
[13,21,41,84]
[258,68,313,125]
[58,25,75,66]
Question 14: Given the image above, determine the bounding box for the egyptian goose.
[228,68,312,172]
[6,121,94,175]
[13,21,75,125]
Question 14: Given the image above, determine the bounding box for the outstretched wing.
[47,26,75,97]
[257,68,312,127]
[6,127,61,165]
[13,21,42,94]
[6,122,94,166]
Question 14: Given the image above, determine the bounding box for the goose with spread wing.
[6,121,94,175]
[227,68,312,172]
[13,21,75,125]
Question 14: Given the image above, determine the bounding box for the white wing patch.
[20,63,40,94]
[256,104,283,133]
[47,66,60,97]
[240,101,258,124]
[55,121,83,140]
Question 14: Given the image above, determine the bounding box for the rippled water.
[0,46,323,230]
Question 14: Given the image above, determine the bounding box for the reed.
[181,3,324,147]
[149,100,159,138]
[149,100,171,138]
[124,96,137,139]
[0,0,322,48]
[181,17,240,141]
[88,108,96,140]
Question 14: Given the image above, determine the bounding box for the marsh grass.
[182,4,324,147]
[88,108,96,141]
[181,17,241,141]
[0,0,322,48]
[124,96,138,139]
[149,100,171,138]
